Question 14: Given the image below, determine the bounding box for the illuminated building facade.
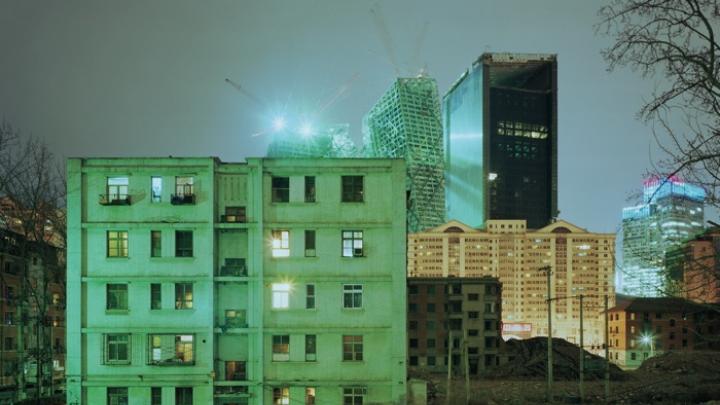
[363,76,446,232]
[408,219,615,347]
[443,53,558,229]
[266,123,359,158]
[67,157,407,405]
[666,227,720,304]
[607,296,720,368]
[621,176,706,297]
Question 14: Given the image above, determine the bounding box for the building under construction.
[363,76,445,233]
[266,123,359,158]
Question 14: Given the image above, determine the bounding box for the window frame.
[342,386,367,405]
[271,176,290,203]
[341,230,364,258]
[273,387,290,405]
[342,284,363,309]
[174,283,193,310]
[107,387,128,405]
[342,335,363,361]
[304,176,316,203]
[175,387,193,405]
[306,284,315,309]
[271,230,290,258]
[175,230,193,258]
[150,283,162,310]
[304,230,316,257]
[150,230,162,258]
[107,230,129,258]
[104,333,131,365]
[147,334,195,366]
[150,176,162,203]
[341,175,364,203]
[305,334,317,362]
[151,387,162,405]
[272,283,290,309]
[272,335,290,362]
[106,284,128,311]
[175,176,194,197]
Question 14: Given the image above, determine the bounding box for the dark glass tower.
[444,53,558,229]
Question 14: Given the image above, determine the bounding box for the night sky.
[0,0,667,234]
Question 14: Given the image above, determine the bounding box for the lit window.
[272,335,290,361]
[148,334,194,365]
[107,387,128,405]
[273,387,290,404]
[271,230,290,257]
[225,360,246,381]
[341,176,363,202]
[106,284,128,311]
[342,335,363,361]
[174,283,193,309]
[151,176,162,203]
[343,387,366,404]
[104,334,130,364]
[342,230,363,257]
[175,231,193,257]
[271,177,290,203]
[175,176,194,196]
[107,231,128,257]
[105,177,129,204]
[224,309,247,328]
[343,284,363,309]
[272,283,290,309]
[305,387,316,405]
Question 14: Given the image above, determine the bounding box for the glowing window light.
[272,283,291,309]
[271,230,290,257]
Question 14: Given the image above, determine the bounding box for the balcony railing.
[219,258,247,277]
[171,194,196,205]
[220,214,247,223]
[99,194,131,205]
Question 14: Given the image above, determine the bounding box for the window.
[631,352,637,361]
[409,285,418,294]
[427,321,435,330]
[271,177,290,203]
[223,206,246,223]
[175,176,194,196]
[485,303,496,313]
[409,303,417,313]
[272,335,290,361]
[175,387,192,405]
[342,335,363,361]
[468,311,479,319]
[305,230,316,257]
[105,334,130,364]
[341,176,363,202]
[468,293,479,301]
[343,387,366,405]
[151,387,161,405]
[342,230,363,257]
[148,334,194,365]
[225,360,246,381]
[150,284,162,310]
[409,338,418,348]
[409,356,418,366]
[174,283,193,310]
[106,284,128,311]
[151,231,161,257]
[409,321,417,330]
[272,283,290,309]
[306,284,315,309]
[343,284,363,309]
[273,387,290,405]
[225,309,246,328]
[151,176,162,203]
[305,387,316,405]
[305,334,316,361]
[427,338,436,348]
[107,231,128,257]
[175,231,193,257]
[271,230,290,257]
[105,177,129,204]
[305,176,316,202]
[427,303,435,313]
[427,285,436,295]
[3,337,13,351]
[107,387,128,405]
[427,356,436,366]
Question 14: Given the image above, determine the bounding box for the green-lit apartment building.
[66,157,407,404]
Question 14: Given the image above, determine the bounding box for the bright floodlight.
[640,334,652,345]
[272,117,287,131]
[299,122,313,137]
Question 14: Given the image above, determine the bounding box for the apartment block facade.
[607,296,720,368]
[66,157,407,405]
[407,277,502,376]
[408,219,615,347]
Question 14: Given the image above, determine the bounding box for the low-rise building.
[607,296,720,368]
[407,277,502,376]
[675,227,720,303]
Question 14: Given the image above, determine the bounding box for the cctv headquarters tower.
[444,53,558,229]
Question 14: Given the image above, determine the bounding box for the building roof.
[609,295,716,314]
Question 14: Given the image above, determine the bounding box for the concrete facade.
[66,157,407,405]
[408,219,615,347]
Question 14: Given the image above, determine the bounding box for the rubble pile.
[489,337,625,381]
[636,350,720,376]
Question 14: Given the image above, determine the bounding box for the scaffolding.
[266,123,359,158]
[363,76,445,232]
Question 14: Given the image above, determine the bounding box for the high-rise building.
[443,53,558,229]
[266,123,359,158]
[622,176,705,297]
[363,76,445,233]
[666,226,720,303]
[66,157,407,405]
[408,219,615,346]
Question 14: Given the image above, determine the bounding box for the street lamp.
[640,333,655,357]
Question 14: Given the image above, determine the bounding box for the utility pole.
[540,265,553,403]
[464,326,469,405]
[579,294,584,403]
[446,330,452,405]
[604,294,610,403]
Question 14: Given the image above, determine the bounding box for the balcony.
[171,194,196,205]
[221,207,247,223]
[99,194,131,206]
[219,258,247,277]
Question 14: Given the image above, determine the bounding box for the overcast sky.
[0,0,669,233]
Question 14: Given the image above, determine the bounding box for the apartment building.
[66,157,407,405]
[607,296,720,368]
[408,219,615,347]
[407,277,502,376]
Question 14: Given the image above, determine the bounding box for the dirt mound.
[489,337,625,381]
[636,351,720,376]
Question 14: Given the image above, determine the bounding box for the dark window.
[427,338,436,348]
[272,335,290,361]
[175,231,193,257]
[427,356,436,366]
[306,284,315,309]
[305,335,316,361]
[107,387,128,405]
[305,230,316,257]
[343,284,363,309]
[305,176,316,202]
[175,387,192,405]
[271,177,289,203]
[342,335,363,361]
[670,319,676,327]
[409,303,417,313]
[105,334,130,364]
[409,321,417,330]
[631,352,637,360]
[150,284,161,310]
[409,338,418,348]
[223,206,246,223]
[427,303,435,313]
[427,285,436,295]
[341,175,364,202]
[151,231,161,257]
[106,284,128,310]
[468,293,479,301]
[408,285,418,294]
[151,387,161,405]
[409,356,418,366]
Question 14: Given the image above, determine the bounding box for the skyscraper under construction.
[363,76,445,232]
[444,53,558,229]
[266,123,359,158]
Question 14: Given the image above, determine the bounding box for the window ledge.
[173,308,196,312]
[342,308,365,312]
[106,257,130,260]
[104,362,131,366]
[105,310,129,315]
